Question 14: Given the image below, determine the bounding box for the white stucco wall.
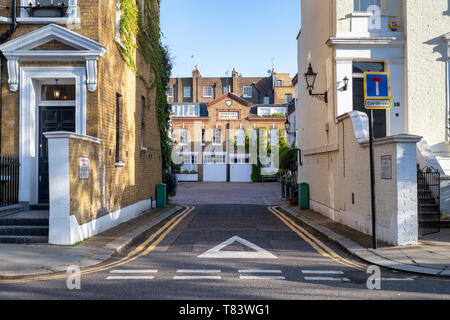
[404,0,450,145]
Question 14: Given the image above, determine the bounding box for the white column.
[44,132,72,245]
[394,138,421,245]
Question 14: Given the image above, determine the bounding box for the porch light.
[303,63,328,103]
[343,76,349,91]
[53,79,61,99]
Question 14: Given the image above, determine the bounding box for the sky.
[160,0,301,78]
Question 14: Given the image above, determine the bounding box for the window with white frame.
[354,0,382,12]
[167,86,173,97]
[223,86,228,94]
[236,129,245,146]
[276,80,282,87]
[270,129,279,146]
[203,153,226,164]
[213,129,222,145]
[171,104,200,117]
[115,0,123,45]
[179,129,189,145]
[178,152,198,165]
[203,86,213,98]
[243,86,252,98]
[285,94,293,103]
[183,86,191,98]
[20,0,78,20]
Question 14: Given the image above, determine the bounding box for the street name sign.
[364,72,391,109]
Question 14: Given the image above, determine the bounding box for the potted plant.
[25,2,68,18]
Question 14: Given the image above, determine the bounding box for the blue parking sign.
[364,72,391,109]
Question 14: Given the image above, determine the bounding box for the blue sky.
[160,0,301,78]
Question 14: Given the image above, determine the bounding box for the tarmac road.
[1,205,450,300]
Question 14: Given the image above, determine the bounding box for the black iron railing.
[0,155,19,208]
[417,166,440,237]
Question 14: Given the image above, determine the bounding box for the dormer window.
[19,0,79,23]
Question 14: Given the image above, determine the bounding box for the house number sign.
[381,155,392,180]
[79,157,90,180]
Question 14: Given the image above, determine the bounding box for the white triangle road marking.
[197,236,277,259]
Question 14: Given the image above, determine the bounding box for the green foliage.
[279,147,297,172]
[118,0,173,176]
[251,162,262,182]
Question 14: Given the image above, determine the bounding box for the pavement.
[281,205,450,277]
[0,205,182,279]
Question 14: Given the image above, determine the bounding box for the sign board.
[218,111,239,120]
[79,157,89,180]
[381,155,392,180]
[364,72,391,109]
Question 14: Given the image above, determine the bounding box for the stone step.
[0,218,49,226]
[0,226,48,236]
[0,235,48,244]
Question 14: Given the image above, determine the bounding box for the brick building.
[0,0,164,245]
[170,92,293,182]
[167,66,295,106]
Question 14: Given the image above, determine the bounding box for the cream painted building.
[297,0,450,245]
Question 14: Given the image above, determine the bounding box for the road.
[1,205,450,300]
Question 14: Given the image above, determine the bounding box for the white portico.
[0,23,106,206]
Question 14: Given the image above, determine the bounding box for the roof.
[206,92,251,107]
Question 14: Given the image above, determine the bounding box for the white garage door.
[203,152,227,182]
[230,154,252,182]
[230,164,252,182]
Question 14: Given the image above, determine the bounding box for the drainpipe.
[0,0,18,153]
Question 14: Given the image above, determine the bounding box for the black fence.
[0,155,19,208]
[417,166,440,237]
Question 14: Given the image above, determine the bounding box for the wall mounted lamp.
[343,76,349,91]
[304,63,328,103]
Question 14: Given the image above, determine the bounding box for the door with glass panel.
[38,83,76,204]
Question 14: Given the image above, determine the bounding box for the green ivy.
[117,0,173,175]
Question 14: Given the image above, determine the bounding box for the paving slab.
[281,205,450,277]
[0,205,182,279]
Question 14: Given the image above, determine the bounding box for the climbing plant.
[117,0,173,175]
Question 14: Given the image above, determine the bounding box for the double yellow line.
[0,206,194,284]
[268,206,365,271]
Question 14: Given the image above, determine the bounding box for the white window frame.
[179,129,189,146]
[263,96,270,104]
[223,86,228,94]
[284,94,293,103]
[243,86,252,98]
[212,129,222,145]
[353,0,382,13]
[236,129,245,146]
[167,86,173,97]
[19,0,80,25]
[203,86,213,98]
[115,0,125,49]
[183,86,191,98]
[276,80,282,87]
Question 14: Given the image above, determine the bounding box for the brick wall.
[0,0,162,222]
